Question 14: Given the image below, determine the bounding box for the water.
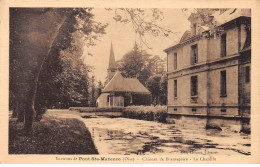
[82,116,250,155]
[46,110,250,155]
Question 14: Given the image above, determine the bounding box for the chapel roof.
[102,72,151,94]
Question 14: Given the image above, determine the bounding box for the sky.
[83,8,191,82]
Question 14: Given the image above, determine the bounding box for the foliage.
[69,107,124,113]
[9,8,107,130]
[123,105,167,123]
[147,75,163,105]
[69,105,167,123]
[159,74,167,105]
[124,105,167,113]
[119,43,153,85]
[56,32,91,107]
[9,7,173,130]
[35,9,107,109]
[108,8,177,48]
[118,44,167,105]
[182,8,233,38]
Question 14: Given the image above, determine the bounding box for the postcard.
[0,0,259,164]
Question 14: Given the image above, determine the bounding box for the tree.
[119,43,153,85]
[147,75,162,105]
[159,74,167,105]
[118,43,167,105]
[109,8,178,48]
[90,76,96,106]
[10,9,68,130]
[10,8,173,131]
[97,80,103,97]
[9,8,107,131]
[52,31,92,108]
[149,55,166,75]
[182,8,236,39]
[146,73,167,105]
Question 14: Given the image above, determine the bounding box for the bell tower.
[107,41,117,81]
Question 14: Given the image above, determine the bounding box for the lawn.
[9,114,98,154]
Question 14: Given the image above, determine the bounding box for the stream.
[46,110,250,156]
[81,115,250,155]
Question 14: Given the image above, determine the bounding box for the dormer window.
[193,23,197,35]
[221,34,227,57]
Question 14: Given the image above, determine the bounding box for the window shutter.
[196,45,198,63]
[190,77,193,96]
[190,48,193,65]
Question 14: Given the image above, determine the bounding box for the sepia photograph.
[1,0,260,164]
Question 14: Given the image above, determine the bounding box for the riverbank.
[9,112,98,154]
[70,106,168,123]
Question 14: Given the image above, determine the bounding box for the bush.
[69,107,124,113]
[69,105,168,123]
[122,105,167,123]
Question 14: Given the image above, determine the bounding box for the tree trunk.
[17,99,25,122]
[23,15,67,131]
[17,111,24,122]
[24,103,34,132]
[11,100,18,118]
[11,110,17,118]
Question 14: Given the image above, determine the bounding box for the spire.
[108,41,116,69]
[107,41,117,81]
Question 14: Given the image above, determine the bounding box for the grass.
[9,114,98,154]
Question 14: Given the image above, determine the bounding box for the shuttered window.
[191,44,198,65]
[191,76,198,96]
[174,53,177,70]
[174,79,177,98]
[220,70,227,97]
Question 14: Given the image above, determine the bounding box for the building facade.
[164,9,251,118]
[97,42,152,107]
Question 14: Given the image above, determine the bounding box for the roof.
[164,9,251,53]
[108,41,117,69]
[179,30,191,43]
[211,9,251,26]
[102,72,151,94]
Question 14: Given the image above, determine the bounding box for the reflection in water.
[82,116,250,155]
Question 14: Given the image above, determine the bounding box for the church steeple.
[107,41,117,81]
[108,41,116,69]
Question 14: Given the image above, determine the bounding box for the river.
[47,110,250,156]
[81,115,250,155]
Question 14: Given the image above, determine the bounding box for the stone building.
[164,9,251,118]
[96,42,151,107]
